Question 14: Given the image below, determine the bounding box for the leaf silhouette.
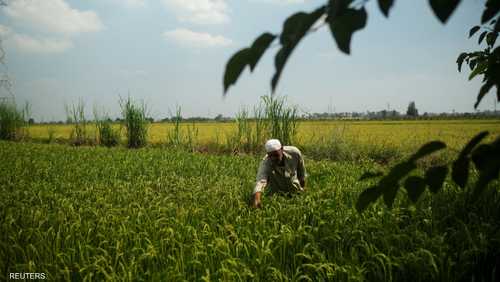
[328,7,367,54]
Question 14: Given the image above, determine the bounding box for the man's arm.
[252,159,270,208]
[252,181,266,208]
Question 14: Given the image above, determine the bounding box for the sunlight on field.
[29,120,500,151]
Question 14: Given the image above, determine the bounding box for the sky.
[0,0,495,121]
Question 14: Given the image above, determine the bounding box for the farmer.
[251,139,306,208]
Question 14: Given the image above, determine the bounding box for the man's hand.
[252,192,262,208]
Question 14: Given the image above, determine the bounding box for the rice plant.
[1,141,499,281]
[120,97,149,148]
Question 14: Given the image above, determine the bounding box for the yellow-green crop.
[1,141,499,280]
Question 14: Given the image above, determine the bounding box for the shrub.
[0,99,29,141]
[97,120,120,147]
[261,95,298,145]
[168,105,182,146]
[65,99,88,146]
[94,107,120,147]
[120,97,149,148]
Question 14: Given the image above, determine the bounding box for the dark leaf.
[456,52,468,72]
[478,31,488,44]
[495,18,500,32]
[271,7,326,93]
[471,172,495,201]
[425,165,448,193]
[469,25,480,38]
[328,0,352,18]
[452,131,489,188]
[469,59,477,71]
[481,0,500,24]
[471,142,500,201]
[429,0,462,23]
[458,131,489,159]
[378,0,394,17]
[328,7,368,54]
[486,32,498,47]
[381,161,417,187]
[409,141,447,162]
[356,186,382,212]
[469,61,488,80]
[359,171,384,181]
[380,161,416,207]
[279,7,326,46]
[383,184,399,208]
[472,144,495,171]
[404,176,427,203]
[249,33,276,71]
[488,48,500,85]
[452,158,469,188]
[272,47,292,93]
[223,48,251,95]
[475,81,494,108]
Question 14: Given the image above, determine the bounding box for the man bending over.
[252,139,306,208]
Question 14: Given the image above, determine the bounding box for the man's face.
[268,148,283,165]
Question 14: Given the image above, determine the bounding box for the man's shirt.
[253,146,306,194]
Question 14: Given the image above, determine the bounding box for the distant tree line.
[30,109,500,125]
[302,109,500,121]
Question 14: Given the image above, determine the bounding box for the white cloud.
[163,28,232,48]
[11,34,73,53]
[163,0,229,25]
[0,24,72,53]
[4,0,104,35]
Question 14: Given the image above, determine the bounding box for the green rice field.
[1,119,500,280]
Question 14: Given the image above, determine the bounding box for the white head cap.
[265,139,282,153]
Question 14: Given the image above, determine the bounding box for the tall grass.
[93,107,120,147]
[0,98,30,141]
[46,126,56,143]
[168,105,183,146]
[229,96,299,153]
[165,106,199,151]
[261,95,298,145]
[65,99,88,145]
[253,102,267,149]
[231,107,251,152]
[120,97,149,148]
[185,121,199,151]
